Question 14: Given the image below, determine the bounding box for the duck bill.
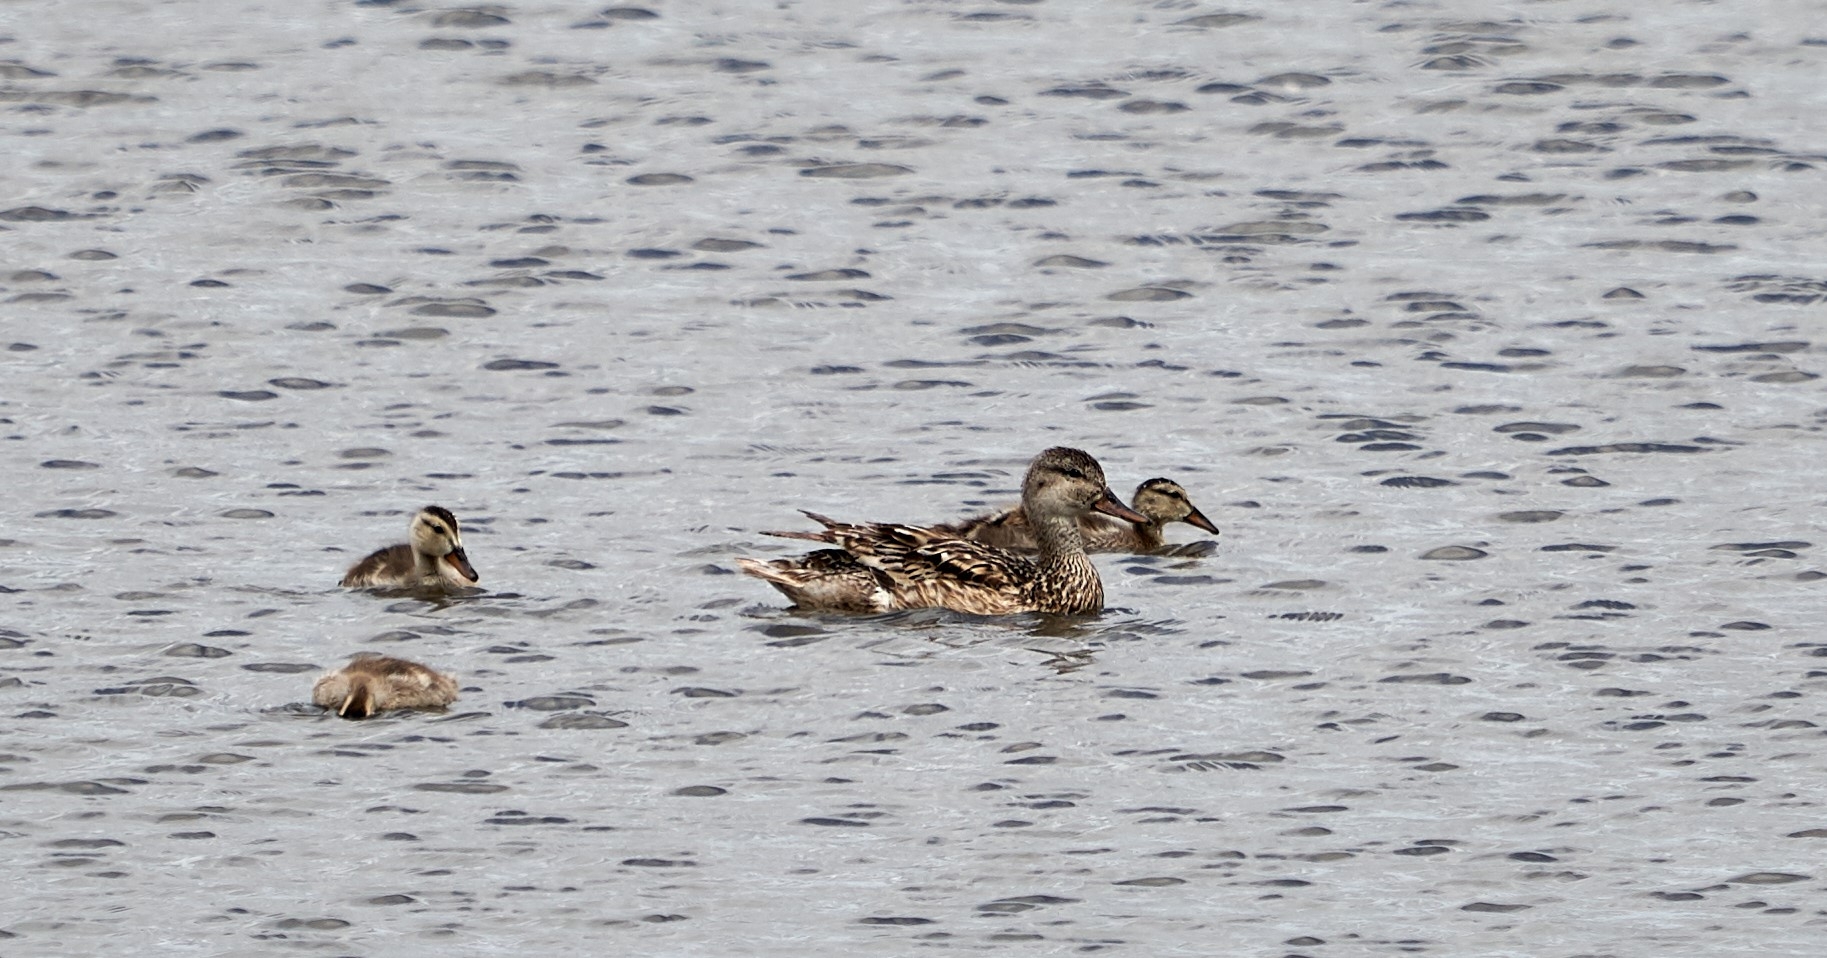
[1182,506,1221,535]
[444,547,479,584]
[1093,488,1150,525]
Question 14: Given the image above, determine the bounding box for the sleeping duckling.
[944,477,1219,554]
[311,652,459,719]
[740,447,1148,616]
[340,505,479,590]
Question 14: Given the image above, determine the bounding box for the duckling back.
[312,653,458,719]
[340,544,416,588]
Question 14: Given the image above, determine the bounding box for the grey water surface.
[3,0,1825,954]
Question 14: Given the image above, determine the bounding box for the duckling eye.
[427,524,447,535]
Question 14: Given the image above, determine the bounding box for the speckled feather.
[782,511,1107,615]
[734,549,895,613]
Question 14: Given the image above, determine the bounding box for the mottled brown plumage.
[739,447,1147,615]
[340,505,479,590]
[735,549,895,613]
[943,477,1219,553]
[311,652,459,719]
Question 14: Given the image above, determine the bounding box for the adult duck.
[738,447,1146,615]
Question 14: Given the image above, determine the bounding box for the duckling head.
[1024,447,1149,524]
[409,505,480,585]
[1132,478,1220,534]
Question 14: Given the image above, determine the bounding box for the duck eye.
[428,524,446,535]
[1060,468,1086,480]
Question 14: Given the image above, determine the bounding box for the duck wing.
[758,512,1043,613]
[736,549,894,613]
[814,517,1035,591]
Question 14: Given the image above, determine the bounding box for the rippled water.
[4,1,1825,953]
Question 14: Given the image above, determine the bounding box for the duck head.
[1132,478,1220,534]
[409,505,480,585]
[1024,447,1150,524]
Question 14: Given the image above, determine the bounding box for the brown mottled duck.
[737,447,1147,615]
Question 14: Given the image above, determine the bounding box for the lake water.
[3,0,1825,954]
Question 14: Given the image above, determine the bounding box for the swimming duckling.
[311,652,459,719]
[944,477,1219,553]
[340,505,479,590]
[739,447,1147,615]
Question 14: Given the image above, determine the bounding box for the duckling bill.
[341,505,479,590]
[312,652,459,719]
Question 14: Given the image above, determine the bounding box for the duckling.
[340,505,479,589]
[311,652,459,719]
[739,447,1148,615]
[945,477,1219,553]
